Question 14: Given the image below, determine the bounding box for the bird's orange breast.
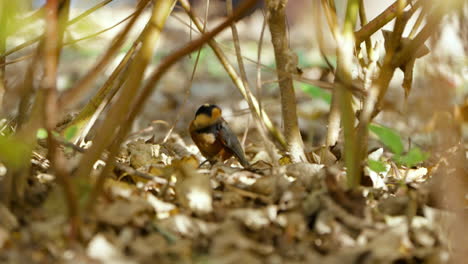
[189,122,233,163]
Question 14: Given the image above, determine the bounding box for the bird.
[189,104,250,168]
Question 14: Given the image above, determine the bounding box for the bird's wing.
[217,120,250,168]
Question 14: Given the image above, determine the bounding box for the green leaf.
[368,159,387,173]
[300,83,332,104]
[36,128,48,139]
[0,135,31,169]
[369,124,404,155]
[393,147,429,167]
[64,125,79,141]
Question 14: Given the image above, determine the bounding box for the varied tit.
[189,104,250,168]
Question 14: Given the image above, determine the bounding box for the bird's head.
[191,104,222,129]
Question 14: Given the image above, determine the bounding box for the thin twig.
[226,0,249,85]
[336,0,360,188]
[65,11,136,44]
[1,37,41,60]
[320,0,340,40]
[42,0,80,238]
[0,53,34,67]
[256,11,268,117]
[226,0,253,150]
[316,1,340,149]
[252,12,279,166]
[408,6,426,39]
[358,0,372,61]
[0,1,8,111]
[68,0,114,25]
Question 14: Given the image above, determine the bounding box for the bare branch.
[266,0,306,162]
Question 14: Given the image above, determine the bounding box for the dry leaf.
[96,198,153,226]
[87,234,137,264]
[173,156,213,214]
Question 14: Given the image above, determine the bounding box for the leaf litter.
[0,119,455,263]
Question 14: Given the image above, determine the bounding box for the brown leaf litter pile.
[0,131,455,264]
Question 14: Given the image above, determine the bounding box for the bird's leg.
[198,159,211,168]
